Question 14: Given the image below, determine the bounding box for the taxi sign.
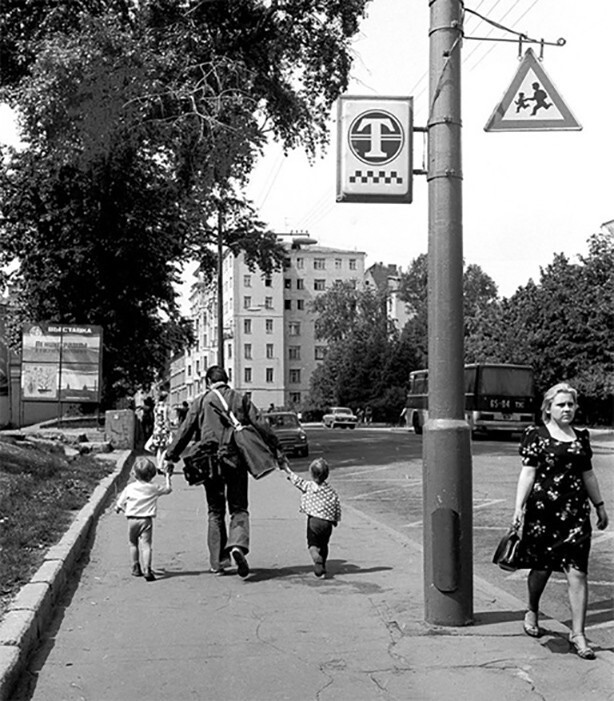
[336,96,413,203]
[485,49,581,132]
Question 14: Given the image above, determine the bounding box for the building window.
[315,346,327,360]
[284,278,291,289]
[335,258,342,269]
[265,318,273,334]
[289,369,301,383]
[196,360,200,375]
[266,343,274,359]
[264,276,272,287]
[266,368,274,383]
[187,365,192,376]
[290,392,301,404]
[243,274,251,287]
[349,258,357,270]
[244,319,252,334]
[314,258,325,270]
[314,279,325,291]
[289,322,301,336]
[297,299,304,310]
[265,296,273,309]
[284,299,291,310]
[244,367,252,383]
[227,367,232,381]
[227,344,232,359]
[244,343,252,359]
[203,333,208,346]
[296,257,304,269]
[289,345,301,360]
[296,278,304,290]
[243,296,252,309]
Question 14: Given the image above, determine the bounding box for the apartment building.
[172,237,366,412]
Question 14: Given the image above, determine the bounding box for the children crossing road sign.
[484,48,581,132]
[336,96,413,203]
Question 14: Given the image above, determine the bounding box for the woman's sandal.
[569,633,596,660]
[522,610,542,638]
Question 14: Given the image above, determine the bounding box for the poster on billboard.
[0,309,8,398]
[21,323,103,403]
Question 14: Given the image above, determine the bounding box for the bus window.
[478,366,534,396]
[464,366,477,394]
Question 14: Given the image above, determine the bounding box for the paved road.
[294,425,614,651]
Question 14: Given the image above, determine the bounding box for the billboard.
[21,323,103,403]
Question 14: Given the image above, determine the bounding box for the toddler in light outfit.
[281,458,341,578]
[115,456,172,581]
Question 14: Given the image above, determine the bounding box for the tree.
[0,1,370,404]
[464,233,614,423]
[398,255,499,368]
[308,282,417,421]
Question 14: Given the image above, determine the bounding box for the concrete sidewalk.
[7,459,614,701]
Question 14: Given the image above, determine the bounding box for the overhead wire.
[264,0,543,235]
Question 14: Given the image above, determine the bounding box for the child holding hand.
[281,458,341,578]
[115,456,173,581]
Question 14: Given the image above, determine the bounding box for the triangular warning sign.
[485,48,581,132]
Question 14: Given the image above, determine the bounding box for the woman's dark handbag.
[211,389,278,480]
[492,524,522,571]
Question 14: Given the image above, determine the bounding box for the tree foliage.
[308,282,418,421]
[465,232,614,423]
[398,254,499,368]
[0,0,369,404]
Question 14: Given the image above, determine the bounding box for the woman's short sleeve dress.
[149,402,172,451]
[518,425,593,573]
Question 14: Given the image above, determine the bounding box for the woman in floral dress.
[148,391,172,470]
[513,383,608,659]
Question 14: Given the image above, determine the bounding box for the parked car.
[322,407,358,429]
[263,411,309,457]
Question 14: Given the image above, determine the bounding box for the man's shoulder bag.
[182,442,214,486]
[211,389,278,480]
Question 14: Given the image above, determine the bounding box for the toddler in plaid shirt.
[281,458,341,578]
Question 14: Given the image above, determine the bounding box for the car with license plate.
[322,407,358,429]
[263,411,309,457]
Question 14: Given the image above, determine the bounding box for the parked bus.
[406,363,536,437]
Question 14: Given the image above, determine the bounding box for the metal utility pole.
[423,0,473,625]
[216,203,224,368]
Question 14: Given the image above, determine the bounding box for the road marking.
[475,498,507,509]
[339,463,417,478]
[346,486,406,500]
[592,531,614,543]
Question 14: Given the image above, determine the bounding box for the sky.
[1,0,613,300]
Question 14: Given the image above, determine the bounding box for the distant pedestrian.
[512,382,608,659]
[115,456,173,582]
[136,396,155,449]
[280,457,341,578]
[364,406,372,425]
[175,400,189,426]
[146,391,172,470]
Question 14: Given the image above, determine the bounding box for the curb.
[0,450,134,701]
